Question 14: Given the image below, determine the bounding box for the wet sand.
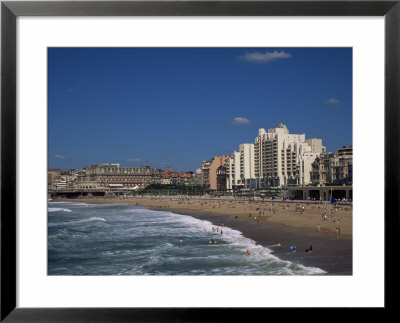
[190,213,352,275]
[55,196,352,275]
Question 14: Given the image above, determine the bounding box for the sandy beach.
[55,196,353,275]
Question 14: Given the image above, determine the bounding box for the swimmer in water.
[245,249,251,256]
[179,239,183,243]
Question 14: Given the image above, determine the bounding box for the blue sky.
[48,47,352,171]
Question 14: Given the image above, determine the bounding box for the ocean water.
[48,201,326,275]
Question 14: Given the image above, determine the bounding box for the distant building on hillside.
[48,168,61,190]
[48,168,78,190]
[161,168,192,186]
[186,169,203,186]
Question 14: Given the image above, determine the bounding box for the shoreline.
[52,196,352,275]
[190,212,352,275]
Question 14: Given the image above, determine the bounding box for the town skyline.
[49,47,352,171]
[49,127,352,174]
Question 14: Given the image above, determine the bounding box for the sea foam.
[48,202,327,275]
[48,207,72,213]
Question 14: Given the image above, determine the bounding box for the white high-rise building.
[226,143,255,189]
[254,123,321,187]
[305,138,326,153]
[300,151,320,186]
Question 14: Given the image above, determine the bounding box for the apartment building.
[254,123,321,187]
[311,146,352,185]
[226,143,256,190]
[305,138,326,153]
[201,155,230,190]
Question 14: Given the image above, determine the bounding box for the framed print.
[1,0,398,320]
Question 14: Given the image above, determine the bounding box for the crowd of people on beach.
[96,195,351,258]
[130,195,350,239]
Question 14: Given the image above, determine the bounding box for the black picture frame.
[1,0,398,321]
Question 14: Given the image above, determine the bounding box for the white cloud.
[325,98,341,105]
[230,117,251,126]
[54,154,66,159]
[239,50,292,63]
[126,158,141,162]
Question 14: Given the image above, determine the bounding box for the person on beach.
[318,224,320,232]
